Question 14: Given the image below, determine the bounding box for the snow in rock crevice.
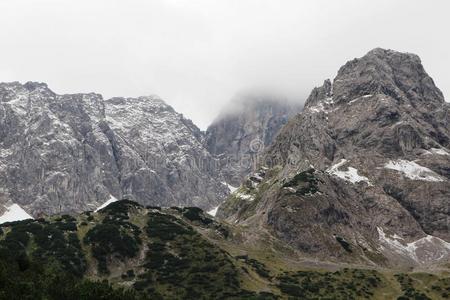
[384,160,444,182]
[347,94,373,105]
[95,195,119,212]
[422,148,450,156]
[221,182,238,193]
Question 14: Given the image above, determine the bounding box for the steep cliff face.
[104,96,227,208]
[0,83,227,217]
[205,92,301,186]
[218,49,450,268]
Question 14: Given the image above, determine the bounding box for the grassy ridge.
[0,200,449,299]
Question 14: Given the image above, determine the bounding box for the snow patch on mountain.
[377,227,450,263]
[308,102,326,113]
[207,205,220,217]
[422,148,450,156]
[235,191,255,201]
[347,94,373,105]
[221,182,238,193]
[384,160,444,182]
[326,159,372,185]
[0,203,33,224]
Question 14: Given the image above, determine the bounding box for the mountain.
[0,82,227,217]
[1,200,448,299]
[218,48,450,269]
[205,92,301,186]
[1,49,450,298]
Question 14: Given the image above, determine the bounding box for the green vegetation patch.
[181,207,213,225]
[431,277,450,298]
[134,211,265,299]
[178,206,229,237]
[0,201,278,299]
[276,268,383,299]
[0,259,148,300]
[395,273,432,300]
[82,200,144,274]
[83,221,142,274]
[146,211,194,240]
[98,199,143,220]
[0,218,87,277]
[236,255,271,279]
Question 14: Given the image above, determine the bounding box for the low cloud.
[0,0,448,129]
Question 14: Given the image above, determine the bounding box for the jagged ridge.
[218,48,450,269]
[0,83,228,217]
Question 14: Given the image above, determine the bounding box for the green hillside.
[0,200,448,299]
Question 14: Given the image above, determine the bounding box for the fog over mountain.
[0,0,449,129]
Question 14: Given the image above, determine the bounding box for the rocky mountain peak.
[107,95,172,110]
[23,81,50,92]
[303,79,332,108]
[336,48,444,104]
[0,81,54,102]
[218,49,450,269]
[108,95,204,142]
[0,82,228,217]
[305,48,445,112]
[205,92,302,185]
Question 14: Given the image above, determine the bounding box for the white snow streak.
[384,160,444,182]
[347,94,373,105]
[422,148,450,156]
[95,195,119,212]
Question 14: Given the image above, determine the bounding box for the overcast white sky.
[0,0,449,129]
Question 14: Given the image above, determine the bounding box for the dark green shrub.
[98,200,142,218]
[146,212,194,240]
[84,223,141,274]
[182,207,214,225]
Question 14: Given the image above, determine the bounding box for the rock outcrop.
[218,48,450,268]
[205,92,301,186]
[0,82,227,216]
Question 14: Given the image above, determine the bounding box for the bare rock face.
[0,82,227,216]
[218,49,450,268]
[104,96,227,208]
[205,92,301,186]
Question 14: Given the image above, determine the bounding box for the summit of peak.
[305,49,444,110]
[364,47,421,61]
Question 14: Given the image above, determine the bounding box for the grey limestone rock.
[0,82,227,216]
[205,91,302,186]
[218,49,450,268]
